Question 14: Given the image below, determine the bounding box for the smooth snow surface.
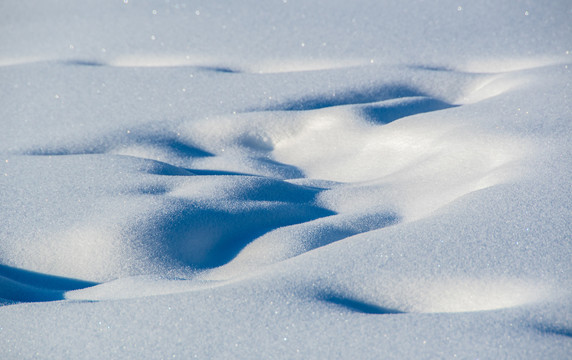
[1,0,571,358]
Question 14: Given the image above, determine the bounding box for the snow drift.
[0,0,571,358]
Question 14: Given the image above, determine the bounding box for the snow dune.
[1,0,571,358]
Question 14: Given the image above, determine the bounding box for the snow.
[1,0,571,358]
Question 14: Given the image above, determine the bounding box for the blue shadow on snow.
[0,264,98,304]
[262,84,424,111]
[359,97,457,125]
[319,293,404,315]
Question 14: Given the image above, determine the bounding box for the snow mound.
[1,0,571,358]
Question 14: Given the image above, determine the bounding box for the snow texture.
[0,0,571,358]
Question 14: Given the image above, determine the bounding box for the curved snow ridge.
[3,54,565,75]
[139,176,337,270]
[266,100,528,221]
[65,275,233,302]
[0,55,369,77]
[401,278,552,314]
[0,55,377,75]
[1,153,341,282]
[311,277,552,314]
[202,210,400,281]
[107,55,241,73]
[108,55,372,74]
[0,264,97,304]
[0,56,243,74]
[0,63,537,303]
[64,271,552,315]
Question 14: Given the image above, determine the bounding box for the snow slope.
[1,0,571,358]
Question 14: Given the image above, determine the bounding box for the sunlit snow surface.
[1,0,571,358]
